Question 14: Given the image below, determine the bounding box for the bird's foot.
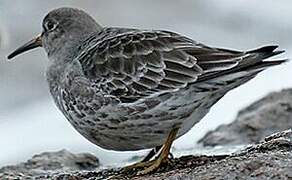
[122,148,172,175]
[122,159,154,172]
[122,127,179,175]
[136,149,171,175]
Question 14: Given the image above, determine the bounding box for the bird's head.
[8,7,101,60]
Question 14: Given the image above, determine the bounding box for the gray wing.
[77,27,279,103]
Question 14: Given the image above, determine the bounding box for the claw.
[122,160,154,171]
[137,153,169,175]
[122,127,179,175]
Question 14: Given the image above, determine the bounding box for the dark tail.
[197,45,287,82]
[247,45,284,59]
[233,45,286,72]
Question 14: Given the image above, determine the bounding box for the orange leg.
[122,127,179,175]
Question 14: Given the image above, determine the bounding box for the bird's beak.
[7,34,42,60]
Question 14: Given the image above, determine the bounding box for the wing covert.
[77,28,245,103]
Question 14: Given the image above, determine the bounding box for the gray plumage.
[8,7,287,151]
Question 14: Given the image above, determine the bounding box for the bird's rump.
[77,28,285,103]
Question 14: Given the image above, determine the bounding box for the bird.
[7,7,287,175]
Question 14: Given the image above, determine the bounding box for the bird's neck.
[45,34,87,83]
[44,32,97,95]
[45,58,68,95]
[46,38,81,61]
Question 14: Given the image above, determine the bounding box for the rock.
[0,149,99,178]
[134,129,292,180]
[0,130,291,179]
[198,89,292,147]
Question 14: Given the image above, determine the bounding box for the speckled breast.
[53,79,224,151]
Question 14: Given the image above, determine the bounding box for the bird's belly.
[70,103,207,151]
[64,87,224,151]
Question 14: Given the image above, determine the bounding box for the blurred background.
[0,0,291,167]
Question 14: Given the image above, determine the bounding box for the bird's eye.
[44,21,57,31]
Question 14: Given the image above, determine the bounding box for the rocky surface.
[0,150,99,179]
[199,89,292,147]
[0,130,291,180]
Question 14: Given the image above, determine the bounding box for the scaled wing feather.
[77,28,247,103]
